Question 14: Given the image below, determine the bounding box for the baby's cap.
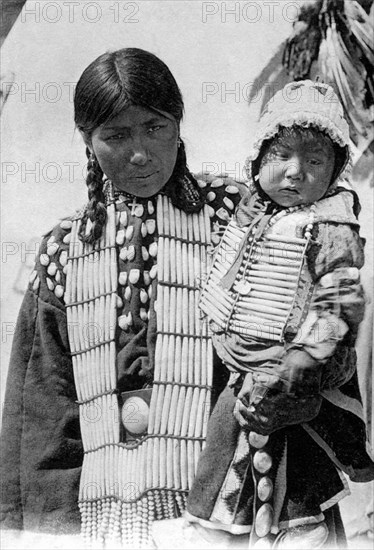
[245,80,351,181]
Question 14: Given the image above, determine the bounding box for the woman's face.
[89,105,179,197]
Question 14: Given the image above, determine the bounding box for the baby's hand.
[279,348,322,396]
[237,372,254,404]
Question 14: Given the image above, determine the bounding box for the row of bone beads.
[205,219,303,340]
[231,234,306,340]
[67,207,119,452]
[199,220,244,329]
[66,212,120,543]
[66,213,116,395]
[149,196,213,493]
[116,197,157,332]
[249,432,275,544]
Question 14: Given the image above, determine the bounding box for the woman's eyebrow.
[101,124,130,132]
[103,117,165,131]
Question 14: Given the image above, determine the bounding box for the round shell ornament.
[235,280,252,295]
[257,477,273,502]
[134,204,144,217]
[255,503,273,538]
[253,450,272,474]
[121,396,149,435]
[248,432,269,449]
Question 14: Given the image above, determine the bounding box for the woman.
[0,48,243,547]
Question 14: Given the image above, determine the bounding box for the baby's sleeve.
[290,222,366,388]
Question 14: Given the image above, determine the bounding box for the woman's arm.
[0,227,83,534]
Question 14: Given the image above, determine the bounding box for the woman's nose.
[129,140,148,166]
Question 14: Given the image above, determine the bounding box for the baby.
[154,80,374,549]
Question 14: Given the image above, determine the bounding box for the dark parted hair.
[74,47,203,243]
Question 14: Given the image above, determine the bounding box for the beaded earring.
[180,175,201,207]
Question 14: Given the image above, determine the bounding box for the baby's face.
[258,132,335,207]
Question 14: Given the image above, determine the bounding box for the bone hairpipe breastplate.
[64,192,214,546]
[200,209,315,342]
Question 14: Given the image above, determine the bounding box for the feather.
[283,0,323,79]
[325,22,369,139]
[248,42,287,104]
[344,0,374,62]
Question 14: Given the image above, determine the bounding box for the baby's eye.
[308,158,322,166]
[274,150,290,160]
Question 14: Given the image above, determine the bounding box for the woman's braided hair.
[82,147,107,242]
[74,48,203,243]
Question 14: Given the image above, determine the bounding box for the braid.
[164,138,204,213]
[78,148,107,243]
